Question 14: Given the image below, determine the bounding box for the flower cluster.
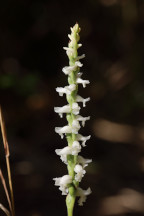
[53,24,92,208]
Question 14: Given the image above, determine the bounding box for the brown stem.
[0,107,15,216]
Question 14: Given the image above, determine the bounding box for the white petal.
[54,105,71,117]
[68,34,74,41]
[56,141,81,163]
[72,119,81,134]
[62,65,76,75]
[53,175,72,195]
[55,146,72,164]
[77,187,92,206]
[74,164,86,182]
[78,44,82,48]
[62,61,83,75]
[76,134,91,147]
[77,155,92,168]
[70,27,74,32]
[75,61,83,67]
[56,84,76,96]
[76,54,85,61]
[76,78,90,88]
[55,146,72,156]
[55,126,72,138]
[76,115,90,127]
[71,141,81,155]
[53,175,72,185]
[76,95,90,107]
[63,47,74,56]
[63,47,73,52]
[72,103,81,115]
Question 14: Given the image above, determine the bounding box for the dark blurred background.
[0,0,144,215]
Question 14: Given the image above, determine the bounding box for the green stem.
[66,193,76,216]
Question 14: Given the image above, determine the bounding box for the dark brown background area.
[0,0,144,215]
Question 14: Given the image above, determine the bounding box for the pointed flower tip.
[71,23,80,33]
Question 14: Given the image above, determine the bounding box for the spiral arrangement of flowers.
[53,23,92,216]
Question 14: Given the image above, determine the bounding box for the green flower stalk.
[54,23,92,216]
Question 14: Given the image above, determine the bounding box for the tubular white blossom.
[76,134,91,147]
[74,164,86,182]
[63,47,75,56]
[76,95,90,107]
[71,103,81,115]
[56,84,76,96]
[72,119,81,134]
[53,175,72,195]
[54,102,80,118]
[76,115,90,127]
[55,126,72,138]
[68,34,75,41]
[71,141,81,155]
[55,146,72,164]
[76,187,92,206]
[54,104,71,118]
[55,120,81,139]
[76,54,85,61]
[76,78,90,88]
[77,155,92,168]
[62,61,83,75]
[55,141,81,164]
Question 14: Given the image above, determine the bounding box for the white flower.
[76,54,85,61]
[55,126,72,139]
[54,103,80,118]
[77,155,92,168]
[78,44,82,48]
[55,146,72,164]
[74,164,86,182]
[70,24,80,33]
[63,47,75,56]
[76,78,90,88]
[54,104,71,118]
[55,120,81,139]
[56,84,76,96]
[76,95,90,107]
[71,141,81,155]
[76,134,91,147]
[53,175,72,195]
[72,119,81,134]
[71,103,81,115]
[55,141,81,164]
[68,34,75,41]
[76,187,92,206]
[62,61,83,75]
[76,115,90,127]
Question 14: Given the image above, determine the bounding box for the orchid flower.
[53,23,92,216]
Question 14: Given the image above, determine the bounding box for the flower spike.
[54,23,91,216]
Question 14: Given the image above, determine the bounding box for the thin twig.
[0,169,12,213]
[0,203,10,216]
[0,107,15,216]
